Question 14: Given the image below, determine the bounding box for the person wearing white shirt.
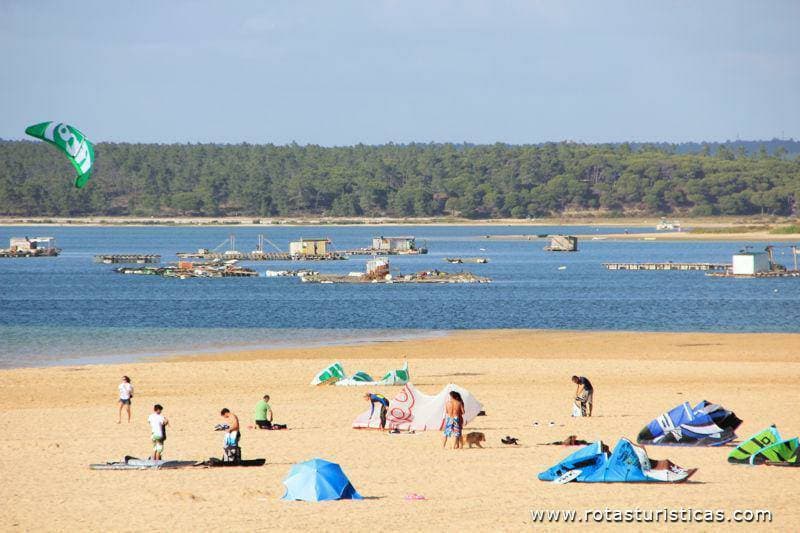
[117,376,134,424]
[147,404,168,460]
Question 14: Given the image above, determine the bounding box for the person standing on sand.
[254,395,273,429]
[117,376,133,423]
[572,375,594,416]
[443,391,465,449]
[364,393,390,429]
[147,404,168,460]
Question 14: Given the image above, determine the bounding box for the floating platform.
[444,257,489,264]
[0,248,60,258]
[265,269,319,277]
[94,254,161,264]
[114,263,258,278]
[345,248,427,256]
[176,251,346,261]
[544,235,578,252]
[0,236,60,258]
[603,262,730,271]
[300,270,491,284]
[706,270,800,278]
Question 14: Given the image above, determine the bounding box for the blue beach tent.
[538,438,696,483]
[282,458,363,501]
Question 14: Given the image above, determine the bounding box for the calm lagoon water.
[0,225,797,368]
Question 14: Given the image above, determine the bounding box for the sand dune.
[1,330,798,531]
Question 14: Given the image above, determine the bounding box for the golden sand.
[1,330,798,531]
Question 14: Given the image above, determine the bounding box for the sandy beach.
[1,215,796,230]
[1,329,798,531]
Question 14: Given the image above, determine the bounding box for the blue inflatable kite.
[538,438,697,483]
[637,400,741,446]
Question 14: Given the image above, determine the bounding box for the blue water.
[0,225,797,368]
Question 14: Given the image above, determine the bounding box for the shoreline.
[3,329,800,371]
[160,329,800,365]
[576,231,800,242]
[1,215,797,228]
[0,329,450,371]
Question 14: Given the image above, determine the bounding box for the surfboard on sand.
[553,469,582,484]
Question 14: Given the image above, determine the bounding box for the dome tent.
[282,458,362,502]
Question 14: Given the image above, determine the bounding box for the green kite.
[25,121,94,188]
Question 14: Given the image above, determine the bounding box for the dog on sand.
[465,431,486,448]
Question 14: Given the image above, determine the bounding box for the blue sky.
[1,0,798,144]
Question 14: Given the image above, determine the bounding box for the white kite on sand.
[352,383,483,431]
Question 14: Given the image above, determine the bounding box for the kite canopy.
[352,383,483,430]
[310,362,346,385]
[312,361,410,386]
[379,361,410,385]
[282,458,362,501]
[637,401,742,446]
[728,426,799,466]
[335,361,410,387]
[538,438,696,483]
[25,121,94,188]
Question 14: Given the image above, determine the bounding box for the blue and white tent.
[637,400,741,446]
[538,438,696,483]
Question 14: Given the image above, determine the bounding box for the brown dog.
[465,432,486,448]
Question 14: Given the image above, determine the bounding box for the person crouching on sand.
[364,392,390,429]
[147,404,168,460]
[572,375,594,416]
[221,408,240,447]
[443,391,465,449]
[254,394,273,429]
[117,375,133,424]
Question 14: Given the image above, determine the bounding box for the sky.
[1,0,798,145]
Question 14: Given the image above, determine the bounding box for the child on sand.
[117,376,133,424]
[147,404,168,460]
[443,391,465,449]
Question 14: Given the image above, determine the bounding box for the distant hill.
[627,139,800,159]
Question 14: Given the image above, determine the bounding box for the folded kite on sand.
[637,400,742,446]
[90,456,265,470]
[352,383,483,431]
[310,361,410,386]
[90,457,198,470]
[538,438,697,483]
[728,425,799,466]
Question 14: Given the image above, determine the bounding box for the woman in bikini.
[443,391,465,449]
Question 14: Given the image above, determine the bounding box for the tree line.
[0,140,797,218]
